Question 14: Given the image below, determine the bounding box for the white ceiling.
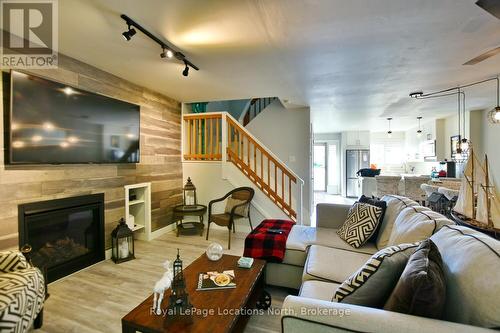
[58,0,500,132]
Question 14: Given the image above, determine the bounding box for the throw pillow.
[384,239,446,319]
[333,242,419,307]
[387,206,454,246]
[376,195,419,250]
[358,195,387,242]
[224,197,249,216]
[337,202,382,248]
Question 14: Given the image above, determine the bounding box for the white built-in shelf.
[131,224,145,232]
[125,182,152,241]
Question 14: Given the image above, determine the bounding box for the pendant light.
[460,91,469,153]
[416,116,422,138]
[387,117,393,138]
[455,88,463,160]
[488,77,500,124]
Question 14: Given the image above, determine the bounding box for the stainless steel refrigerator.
[346,149,370,198]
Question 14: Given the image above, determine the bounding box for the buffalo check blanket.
[243,219,295,262]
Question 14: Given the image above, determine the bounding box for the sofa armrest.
[282,296,494,333]
[0,251,29,273]
[316,203,351,229]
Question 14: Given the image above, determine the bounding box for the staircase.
[242,97,277,126]
[183,112,304,223]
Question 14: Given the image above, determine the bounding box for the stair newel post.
[221,112,228,179]
[297,180,303,225]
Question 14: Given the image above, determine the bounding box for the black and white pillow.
[333,243,419,307]
[337,202,382,248]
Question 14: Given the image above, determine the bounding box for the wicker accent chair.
[375,176,401,198]
[206,187,255,249]
[403,176,430,204]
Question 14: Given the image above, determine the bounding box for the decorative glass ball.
[206,242,223,261]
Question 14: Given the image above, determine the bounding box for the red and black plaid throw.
[243,219,295,262]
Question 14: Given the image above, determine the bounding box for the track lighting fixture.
[416,116,422,137]
[120,14,199,76]
[122,25,136,41]
[409,91,423,98]
[160,47,174,59]
[387,117,393,138]
[409,76,500,126]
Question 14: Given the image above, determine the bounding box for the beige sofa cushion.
[299,280,341,301]
[376,195,419,249]
[388,206,454,246]
[303,245,372,284]
[282,248,308,267]
[287,225,378,255]
[430,225,500,328]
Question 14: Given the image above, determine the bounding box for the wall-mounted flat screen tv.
[6,71,140,164]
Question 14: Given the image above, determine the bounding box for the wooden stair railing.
[182,112,302,222]
[183,113,222,160]
[243,97,277,126]
[226,116,297,220]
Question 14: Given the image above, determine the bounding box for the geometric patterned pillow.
[0,268,45,332]
[337,202,382,248]
[0,251,29,273]
[333,242,419,307]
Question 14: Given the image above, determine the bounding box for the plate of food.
[214,273,231,286]
[197,270,236,291]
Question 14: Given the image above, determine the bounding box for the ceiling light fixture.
[122,25,136,41]
[409,91,423,98]
[488,77,500,124]
[409,76,500,135]
[459,90,470,152]
[387,117,393,138]
[160,47,174,59]
[120,14,199,76]
[182,61,189,77]
[416,116,423,137]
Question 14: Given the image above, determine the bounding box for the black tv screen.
[7,71,140,164]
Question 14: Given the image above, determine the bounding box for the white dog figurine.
[153,260,174,315]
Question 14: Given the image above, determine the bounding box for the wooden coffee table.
[122,254,266,333]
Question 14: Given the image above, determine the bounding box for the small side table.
[173,204,207,237]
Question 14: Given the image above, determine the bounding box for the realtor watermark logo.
[1,0,58,68]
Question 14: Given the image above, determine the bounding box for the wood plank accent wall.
[0,54,183,250]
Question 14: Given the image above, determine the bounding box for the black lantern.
[183,177,197,207]
[166,249,192,323]
[111,218,135,263]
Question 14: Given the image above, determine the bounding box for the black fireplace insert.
[18,193,105,282]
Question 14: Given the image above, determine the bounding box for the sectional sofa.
[265,195,500,332]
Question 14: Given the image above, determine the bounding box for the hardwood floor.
[34,227,289,333]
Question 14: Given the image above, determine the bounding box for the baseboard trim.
[105,224,176,260]
[150,223,176,239]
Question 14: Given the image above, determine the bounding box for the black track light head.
[122,26,136,41]
[409,91,423,98]
[160,48,166,58]
[182,63,189,77]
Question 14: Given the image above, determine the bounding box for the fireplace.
[18,193,105,282]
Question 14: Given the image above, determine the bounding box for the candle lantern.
[111,218,135,263]
[183,177,197,207]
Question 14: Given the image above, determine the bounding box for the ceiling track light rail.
[120,14,199,75]
[409,76,498,100]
